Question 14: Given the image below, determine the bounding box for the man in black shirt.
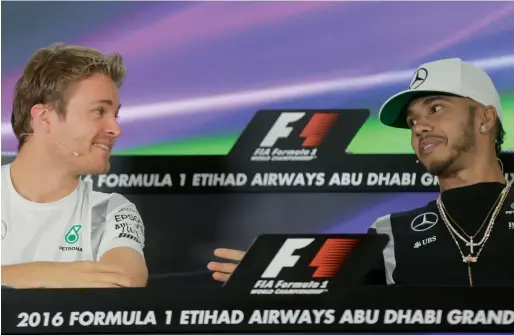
[207,58,513,286]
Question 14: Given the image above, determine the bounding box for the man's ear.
[480,105,498,134]
[30,105,51,133]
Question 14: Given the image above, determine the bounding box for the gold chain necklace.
[436,180,512,286]
[438,187,504,254]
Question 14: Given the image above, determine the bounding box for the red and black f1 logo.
[261,237,358,279]
[259,112,339,148]
[309,238,358,278]
[299,113,340,148]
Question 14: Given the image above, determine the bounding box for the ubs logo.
[414,236,437,248]
[411,212,438,232]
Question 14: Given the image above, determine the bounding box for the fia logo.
[252,112,339,162]
[414,236,437,248]
[252,237,358,295]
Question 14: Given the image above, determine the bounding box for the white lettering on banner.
[17,312,65,328]
[251,280,329,295]
[179,310,245,325]
[13,308,514,328]
[251,173,324,187]
[383,309,443,325]
[421,173,439,186]
[367,173,416,186]
[68,311,156,326]
[338,310,380,324]
[447,309,514,325]
[97,174,172,188]
[247,309,336,324]
[328,173,363,186]
[191,173,247,187]
[251,148,318,162]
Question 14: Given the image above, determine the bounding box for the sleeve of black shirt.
[363,227,388,285]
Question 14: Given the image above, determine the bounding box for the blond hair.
[11,43,126,149]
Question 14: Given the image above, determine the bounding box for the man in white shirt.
[1,43,148,288]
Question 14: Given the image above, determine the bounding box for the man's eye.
[431,105,442,113]
[408,119,417,128]
[94,108,105,115]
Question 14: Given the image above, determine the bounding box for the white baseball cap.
[379,58,503,128]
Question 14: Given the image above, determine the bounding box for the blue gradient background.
[2,1,514,154]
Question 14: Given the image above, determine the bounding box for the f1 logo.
[261,238,313,278]
[260,238,358,279]
[259,112,339,148]
[260,113,305,147]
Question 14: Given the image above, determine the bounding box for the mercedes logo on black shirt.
[410,212,438,232]
[409,68,428,89]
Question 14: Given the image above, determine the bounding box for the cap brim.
[379,90,460,129]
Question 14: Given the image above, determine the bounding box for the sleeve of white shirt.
[96,194,145,260]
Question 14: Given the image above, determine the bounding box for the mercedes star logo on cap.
[411,212,438,232]
[409,68,428,89]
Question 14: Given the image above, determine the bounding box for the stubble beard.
[424,120,476,176]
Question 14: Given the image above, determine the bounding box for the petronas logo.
[65,225,82,244]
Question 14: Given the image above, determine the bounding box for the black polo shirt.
[366,182,514,286]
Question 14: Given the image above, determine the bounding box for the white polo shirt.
[1,164,145,266]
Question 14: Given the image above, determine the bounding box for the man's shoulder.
[88,188,142,220]
[370,201,437,231]
[390,202,438,223]
[1,164,11,183]
[1,163,10,173]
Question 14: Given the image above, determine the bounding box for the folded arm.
[2,263,44,288]
[99,247,147,287]
[96,196,148,287]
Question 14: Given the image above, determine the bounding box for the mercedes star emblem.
[409,68,428,89]
[411,212,438,232]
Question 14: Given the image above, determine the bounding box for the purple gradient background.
[2,1,514,150]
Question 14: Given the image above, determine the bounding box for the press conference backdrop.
[1,2,514,334]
